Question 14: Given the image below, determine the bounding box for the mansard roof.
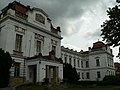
[1,1,31,14]
[92,41,105,50]
[1,1,49,18]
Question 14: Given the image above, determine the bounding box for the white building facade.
[0,1,115,84]
[0,1,63,84]
[61,41,115,81]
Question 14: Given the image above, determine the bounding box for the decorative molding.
[15,26,25,34]
[35,33,44,41]
[0,15,62,39]
[51,39,57,45]
[13,50,23,56]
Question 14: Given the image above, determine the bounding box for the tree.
[101,0,120,55]
[63,63,80,84]
[0,48,12,88]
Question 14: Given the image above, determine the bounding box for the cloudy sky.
[0,0,119,62]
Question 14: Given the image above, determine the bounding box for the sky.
[0,0,119,62]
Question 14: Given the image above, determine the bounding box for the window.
[36,40,41,54]
[81,61,83,68]
[78,72,80,78]
[15,34,22,52]
[86,72,90,79]
[52,45,56,54]
[96,59,100,66]
[86,61,89,68]
[97,71,101,78]
[35,13,45,24]
[64,56,67,63]
[69,57,72,64]
[109,71,110,75]
[82,72,84,79]
[78,59,80,67]
[74,59,76,67]
[14,62,20,77]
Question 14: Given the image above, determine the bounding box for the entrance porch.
[26,57,63,84]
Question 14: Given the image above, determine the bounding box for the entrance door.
[28,65,37,83]
[46,65,59,84]
[33,66,36,83]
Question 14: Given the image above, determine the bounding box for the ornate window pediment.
[35,13,45,24]
[51,39,57,45]
[35,33,44,41]
[15,26,25,34]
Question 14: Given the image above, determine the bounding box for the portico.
[26,52,63,83]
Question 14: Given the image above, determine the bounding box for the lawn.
[17,84,120,90]
[17,84,44,90]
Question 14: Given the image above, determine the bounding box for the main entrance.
[46,65,59,83]
[28,65,37,83]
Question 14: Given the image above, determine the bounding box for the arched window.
[95,57,100,66]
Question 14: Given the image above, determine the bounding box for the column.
[46,65,49,80]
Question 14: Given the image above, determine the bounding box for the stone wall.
[10,76,25,86]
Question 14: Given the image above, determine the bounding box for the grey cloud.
[84,28,101,40]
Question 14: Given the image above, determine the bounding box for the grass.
[17,84,120,90]
[17,84,44,90]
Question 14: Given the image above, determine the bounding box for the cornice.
[0,15,63,39]
[89,50,114,57]
[61,47,82,57]
[26,57,62,64]
[76,67,115,71]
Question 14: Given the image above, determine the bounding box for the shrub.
[63,63,80,84]
[102,75,120,85]
[0,49,12,88]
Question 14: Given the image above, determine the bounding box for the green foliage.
[102,75,120,85]
[0,48,12,88]
[63,63,80,84]
[17,84,120,90]
[77,81,97,85]
[17,84,43,90]
[101,1,120,48]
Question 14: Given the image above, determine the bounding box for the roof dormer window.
[35,13,45,24]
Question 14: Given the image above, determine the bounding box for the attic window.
[35,13,45,24]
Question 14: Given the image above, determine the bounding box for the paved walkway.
[0,87,13,90]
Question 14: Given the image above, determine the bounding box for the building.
[61,41,115,81]
[0,1,63,84]
[0,1,115,85]
[114,62,120,75]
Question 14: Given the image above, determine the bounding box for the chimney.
[27,5,30,9]
[57,26,60,31]
[88,47,91,51]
